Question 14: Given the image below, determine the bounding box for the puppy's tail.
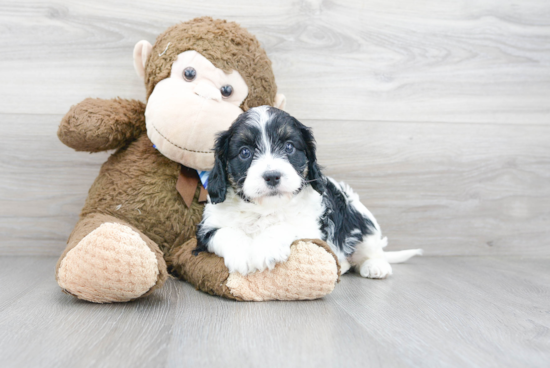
[384,249,423,264]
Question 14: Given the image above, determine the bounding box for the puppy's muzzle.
[263,171,281,187]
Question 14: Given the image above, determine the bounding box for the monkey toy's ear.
[274,93,286,110]
[207,130,231,204]
[133,40,153,80]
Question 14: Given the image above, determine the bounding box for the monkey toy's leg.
[55,213,168,303]
[168,238,340,301]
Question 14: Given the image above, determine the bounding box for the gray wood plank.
[0,256,548,368]
[2,114,549,256]
[0,0,548,124]
[164,276,407,368]
[331,257,550,368]
[0,259,177,368]
[0,114,109,255]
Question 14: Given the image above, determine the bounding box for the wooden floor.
[0,256,548,368]
[1,1,549,367]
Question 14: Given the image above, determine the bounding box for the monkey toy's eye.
[183,67,196,81]
[220,85,233,98]
[239,147,251,160]
[284,142,295,155]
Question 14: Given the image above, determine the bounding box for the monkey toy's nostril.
[263,171,281,187]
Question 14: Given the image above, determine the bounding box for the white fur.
[203,106,422,277]
[205,179,419,278]
[245,106,271,156]
[328,178,395,278]
[242,155,303,201]
[203,186,324,274]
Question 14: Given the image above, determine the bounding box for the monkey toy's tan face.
[133,35,286,171]
[134,43,254,171]
[145,51,249,171]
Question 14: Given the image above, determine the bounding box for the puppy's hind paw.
[359,259,393,279]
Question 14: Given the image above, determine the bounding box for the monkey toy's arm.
[58,97,146,152]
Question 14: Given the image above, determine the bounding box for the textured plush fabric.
[168,238,340,301]
[58,98,146,152]
[167,238,238,300]
[56,17,337,303]
[55,213,168,303]
[144,17,277,110]
[226,239,340,301]
[58,223,159,303]
[77,134,204,255]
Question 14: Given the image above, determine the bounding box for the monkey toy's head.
[132,17,285,171]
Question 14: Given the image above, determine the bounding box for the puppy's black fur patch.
[196,107,375,258]
[193,226,217,255]
[207,107,325,204]
[319,180,374,256]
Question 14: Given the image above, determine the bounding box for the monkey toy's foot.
[56,214,168,303]
[169,238,340,301]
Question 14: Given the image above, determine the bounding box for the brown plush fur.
[58,98,146,152]
[167,238,239,300]
[79,133,204,255]
[55,17,338,303]
[145,17,277,110]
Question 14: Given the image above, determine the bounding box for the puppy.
[195,106,422,277]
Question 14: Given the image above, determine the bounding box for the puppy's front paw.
[224,250,253,276]
[225,239,339,301]
[208,228,254,276]
[250,238,292,273]
[359,259,393,279]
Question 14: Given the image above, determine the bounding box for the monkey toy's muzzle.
[145,78,244,171]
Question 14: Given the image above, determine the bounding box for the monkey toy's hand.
[58,97,146,152]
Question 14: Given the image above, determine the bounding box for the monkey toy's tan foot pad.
[227,239,340,301]
[169,238,340,301]
[57,222,163,303]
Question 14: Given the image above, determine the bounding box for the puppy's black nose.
[263,171,281,187]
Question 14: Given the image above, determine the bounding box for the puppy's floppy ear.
[297,121,326,195]
[207,130,231,204]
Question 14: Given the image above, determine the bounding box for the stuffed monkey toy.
[55,17,340,303]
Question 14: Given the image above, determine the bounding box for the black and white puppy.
[195,106,422,277]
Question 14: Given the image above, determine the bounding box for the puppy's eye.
[239,147,251,160]
[183,67,196,81]
[220,85,233,98]
[284,142,295,155]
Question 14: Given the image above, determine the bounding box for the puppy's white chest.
[203,187,325,241]
[240,211,286,237]
[244,192,324,239]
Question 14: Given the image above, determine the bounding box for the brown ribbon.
[176,165,208,208]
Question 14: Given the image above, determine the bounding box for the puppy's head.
[207,106,325,204]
